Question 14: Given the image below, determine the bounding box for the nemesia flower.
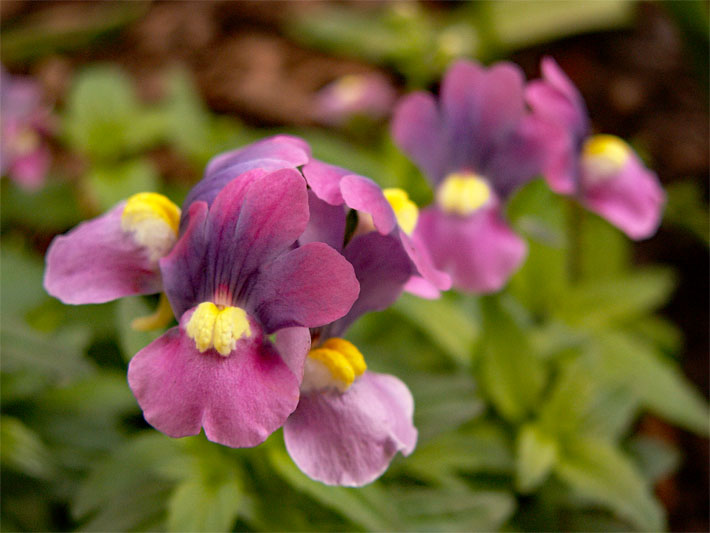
[284,224,417,486]
[313,73,397,127]
[0,67,53,190]
[392,59,549,293]
[302,159,451,299]
[526,57,665,239]
[127,168,360,448]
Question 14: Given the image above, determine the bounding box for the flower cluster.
[1,67,53,190]
[44,135,435,486]
[392,57,664,292]
[43,56,664,488]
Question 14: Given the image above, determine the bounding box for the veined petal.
[127,317,300,448]
[415,205,526,293]
[249,242,359,333]
[299,190,347,251]
[581,152,665,240]
[44,201,163,304]
[302,160,349,205]
[284,371,417,487]
[340,175,397,235]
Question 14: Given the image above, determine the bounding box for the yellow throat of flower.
[121,192,181,262]
[383,188,419,234]
[437,173,491,215]
[185,302,252,357]
[303,338,367,393]
[581,134,630,183]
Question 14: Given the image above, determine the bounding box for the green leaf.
[515,423,558,493]
[477,296,546,421]
[0,241,48,318]
[555,436,665,531]
[167,476,240,533]
[86,158,161,212]
[555,268,676,329]
[393,292,478,367]
[627,435,680,484]
[64,66,140,160]
[596,332,710,435]
[267,445,399,531]
[0,416,55,479]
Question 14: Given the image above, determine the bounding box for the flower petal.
[283,371,417,486]
[302,160,348,205]
[44,202,162,304]
[399,229,452,292]
[127,319,300,448]
[184,135,310,209]
[415,206,526,293]
[340,175,397,234]
[249,242,359,333]
[581,153,665,240]
[391,91,447,185]
[299,190,346,251]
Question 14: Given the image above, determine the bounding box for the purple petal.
[183,136,311,209]
[9,147,50,190]
[327,232,412,337]
[275,327,312,379]
[127,317,300,448]
[340,175,397,234]
[283,371,417,486]
[526,57,589,141]
[299,190,346,251]
[581,153,665,240]
[162,168,310,317]
[403,275,441,300]
[249,242,359,333]
[415,206,526,294]
[391,91,447,185]
[399,229,452,292]
[44,202,162,304]
[302,160,348,205]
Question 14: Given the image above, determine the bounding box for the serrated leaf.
[0,416,55,479]
[516,423,558,493]
[477,296,546,421]
[596,332,710,435]
[554,269,675,329]
[555,436,665,532]
[167,476,240,533]
[267,445,399,531]
[393,293,478,367]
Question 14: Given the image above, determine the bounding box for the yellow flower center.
[383,187,419,235]
[302,338,367,393]
[437,173,491,215]
[121,192,181,262]
[185,302,252,357]
[581,134,630,183]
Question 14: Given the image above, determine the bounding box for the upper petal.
[340,175,397,235]
[415,205,526,293]
[183,135,311,209]
[299,190,347,251]
[249,242,359,333]
[44,202,162,304]
[283,371,417,487]
[127,319,300,448]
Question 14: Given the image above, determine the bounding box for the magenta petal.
[399,229,452,292]
[391,91,447,185]
[302,160,349,205]
[283,371,417,486]
[415,206,526,294]
[10,147,50,190]
[127,321,300,448]
[44,202,162,304]
[340,175,397,234]
[299,190,346,251]
[250,242,359,333]
[581,154,665,240]
[274,327,312,379]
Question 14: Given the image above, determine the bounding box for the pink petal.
[283,371,417,486]
[415,206,526,294]
[340,175,397,234]
[127,318,300,448]
[44,202,162,304]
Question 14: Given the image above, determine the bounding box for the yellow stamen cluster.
[437,173,491,215]
[121,192,181,261]
[185,302,252,357]
[581,135,630,183]
[383,188,419,235]
[304,338,367,392]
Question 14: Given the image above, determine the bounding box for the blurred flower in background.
[0,66,53,190]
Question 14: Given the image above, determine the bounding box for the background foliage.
[1,1,708,531]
